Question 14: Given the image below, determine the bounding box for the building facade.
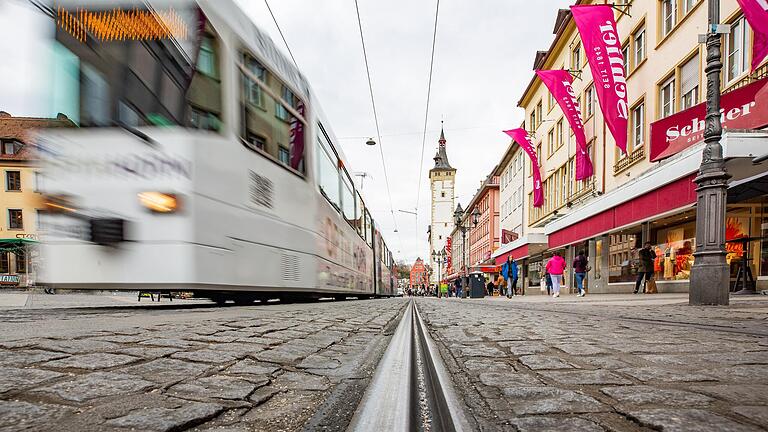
[466,173,500,279]
[428,128,456,283]
[496,0,768,294]
[0,112,74,288]
[409,257,428,288]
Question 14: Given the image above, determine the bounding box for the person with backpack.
[545,252,566,298]
[634,242,657,294]
[573,250,589,297]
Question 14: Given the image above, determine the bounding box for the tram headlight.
[138,192,180,213]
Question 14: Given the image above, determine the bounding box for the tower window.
[441,192,445,198]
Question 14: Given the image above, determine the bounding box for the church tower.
[429,124,456,284]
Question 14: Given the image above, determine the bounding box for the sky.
[0,0,573,263]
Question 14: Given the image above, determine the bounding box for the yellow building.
[513,0,768,293]
[0,112,74,287]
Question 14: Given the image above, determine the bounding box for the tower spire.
[439,120,446,146]
[432,121,452,169]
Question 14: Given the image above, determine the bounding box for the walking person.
[634,242,656,294]
[486,277,495,297]
[545,252,566,298]
[573,250,589,297]
[502,256,519,298]
[544,271,552,296]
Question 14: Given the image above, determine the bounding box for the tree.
[396,260,411,280]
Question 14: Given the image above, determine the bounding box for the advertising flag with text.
[536,70,594,180]
[736,0,768,72]
[503,129,543,208]
[571,4,628,154]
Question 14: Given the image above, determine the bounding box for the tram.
[38,0,397,302]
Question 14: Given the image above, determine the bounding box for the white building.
[429,128,456,283]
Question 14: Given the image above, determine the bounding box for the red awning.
[548,174,697,249]
[494,244,530,265]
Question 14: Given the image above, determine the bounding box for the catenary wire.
[264,0,299,70]
[414,0,441,253]
[353,0,400,240]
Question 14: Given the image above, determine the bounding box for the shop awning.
[0,238,37,252]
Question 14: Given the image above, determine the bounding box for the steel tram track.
[348,299,471,432]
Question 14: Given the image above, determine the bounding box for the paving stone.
[502,341,549,356]
[297,354,342,369]
[543,370,632,385]
[119,358,210,384]
[226,359,280,376]
[478,371,542,388]
[0,400,72,432]
[576,356,634,370]
[519,354,575,370]
[254,341,320,364]
[511,416,604,432]
[104,399,224,432]
[114,346,181,359]
[501,386,607,415]
[601,385,714,406]
[0,349,68,366]
[555,343,610,355]
[691,385,768,404]
[139,338,205,349]
[619,367,718,383]
[463,359,509,371]
[41,352,140,370]
[458,345,506,357]
[711,365,768,383]
[171,349,240,364]
[240,390,324,430]
[34,371,155,402]
[34,339,120,354]
[732,406,768,427]
[208,343,266,356]
[0,366,65,393]
[626,408,761,432]
[274,371,331,391]
[90,334,149,343]
[169,375,266,400]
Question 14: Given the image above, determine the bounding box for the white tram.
[38,0,397,302]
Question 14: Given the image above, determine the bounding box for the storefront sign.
[504,128,543,207]
[0,275,20,285]
[736,0,768,72]
[15,234,37,240]
[536,70,594,179]
[571,4,629,154]
[650,78,768,161]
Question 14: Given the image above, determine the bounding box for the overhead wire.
[264,0,299,70]
[414,0,441,254]
[353,0,401,245]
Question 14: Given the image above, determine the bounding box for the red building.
[409,257,428,288]
[467,173,500,275]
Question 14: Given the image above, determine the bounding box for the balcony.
[613,145,645,175]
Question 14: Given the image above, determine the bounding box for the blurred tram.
[38,0,397,302]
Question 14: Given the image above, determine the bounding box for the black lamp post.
[689,0,731,305]
[454,204,467,276]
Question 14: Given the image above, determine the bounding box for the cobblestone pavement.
[0,298,407,431]
[416,297,768,432]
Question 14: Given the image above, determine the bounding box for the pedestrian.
[634,241,656,294]
[544,271,552,296]
[495,274,505,297]
[486,277,495,297]
[502,256,519,298]
[454,278,462,298]
[545,252,566,298]
[573,250,589,297]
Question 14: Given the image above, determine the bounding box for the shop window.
[15,249,26,274]
[6,171,21,191]
[8,209,22,230]
[0,252,8,273]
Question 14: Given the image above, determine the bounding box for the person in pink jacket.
[545,252,566,298]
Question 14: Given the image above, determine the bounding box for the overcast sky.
[0,0,573,263]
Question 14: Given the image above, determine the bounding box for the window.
[631,102,645,153]
[547,129,555,157]
[244,56,266,108]
[0,252,7,273]
[584,85,594,117]
[441,191,445,198]
[726,16,749,83]
[118,101,141,126]
[316,131,341,211]
[278,146,290,165]
[682,0,697,15]
[8,209,22,230]
[530,111,536,132]
[680,54,700,109]
[571,44,581,69]
[356,193,365,236]
[536,102,543,128]
[560,165,568,205]
[34,172,41,192]
[341,171,356,225]
[634,25,646,66]
[15,249,26,274]
[81,63,110,127]
[622,45,630,74]
[661,0,677,37]
[556,120,564,150]
[276,86,297,122]
[6,171,20,191]
[548,91,555,112]
[2,140,20,155]
[245,134,267,152]
[536,143,542,167]
[198,35,217,78]
[660,76,675,118]
[190,108,220,131]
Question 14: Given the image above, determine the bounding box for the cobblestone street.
[416,296,768,432]
[0,298,407,432]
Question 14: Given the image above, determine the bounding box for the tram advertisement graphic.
[571,4,629,155]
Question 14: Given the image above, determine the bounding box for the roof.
[431,126,454,170]
[0,112,75,162]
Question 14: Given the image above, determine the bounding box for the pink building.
[467,173,500,275]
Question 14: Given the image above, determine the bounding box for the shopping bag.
[646,279,658,294]
[540,278,546,292]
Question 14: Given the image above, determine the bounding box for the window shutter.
[680,55,699,96]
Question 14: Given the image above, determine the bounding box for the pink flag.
[736,0,768,72]
[535,70,594,180]
[571,4,628,154]
[503,128,543,208]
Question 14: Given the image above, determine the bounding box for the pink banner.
[503,128,543,208]
[535,70,594,180]
[736,0,768,72]
[571,4,628,154]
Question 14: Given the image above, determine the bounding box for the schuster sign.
[650,78,768,161]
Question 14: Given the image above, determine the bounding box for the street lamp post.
[432,249,445,296]
[689,0,731,306]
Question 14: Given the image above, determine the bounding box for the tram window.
[316,135,341,212]
[356,193,365,237]
[365,211,373,247]
[341,172,356,226]
[239,51,306,175]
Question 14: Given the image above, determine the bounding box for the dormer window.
[2,140,21,155]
